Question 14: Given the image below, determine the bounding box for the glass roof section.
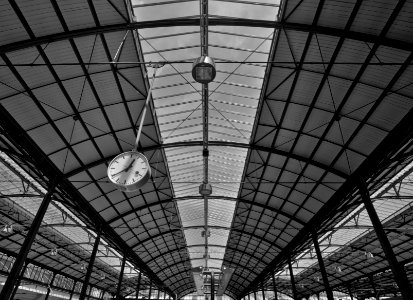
[133,0,279,273]
[133,0,279,21]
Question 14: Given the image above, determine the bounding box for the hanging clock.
[107,66,162,192]
[107,151,151,192]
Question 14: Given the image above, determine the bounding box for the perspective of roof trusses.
[0,0,413,299]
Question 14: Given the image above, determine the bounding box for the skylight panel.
[133,0,277,275]
[210,0,280,20]
[132,0,198,21]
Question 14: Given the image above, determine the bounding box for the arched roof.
[0,0,413,299]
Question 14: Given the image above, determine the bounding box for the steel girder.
[1,4,413,299]
[64,141,348,181]
[1,19,412,55]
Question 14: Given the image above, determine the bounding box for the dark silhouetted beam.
[65,141,348,179]
[359,182,413,300]
[288,258,298,300]
[0,182,56,300]
[79,225,102,300]
[1,20,412,55]
[312,233,333,300]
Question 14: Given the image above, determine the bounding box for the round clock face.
[107,151,151,192]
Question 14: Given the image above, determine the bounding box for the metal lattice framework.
[0,0,413,299]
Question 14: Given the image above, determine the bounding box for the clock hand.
[111,168,128,177]
[111,159,136,177]
[124,159,135,172]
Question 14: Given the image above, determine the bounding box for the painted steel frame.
[0,0,412,298]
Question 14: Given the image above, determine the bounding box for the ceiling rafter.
[1,19,412,55]
[64,141,349,179]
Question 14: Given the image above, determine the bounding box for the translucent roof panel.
[165,146,204,197]
[133,0,280,22]
[135,0,277,276]
[210,0,280,21]
[132,1,199,22]
[177,198,235,270]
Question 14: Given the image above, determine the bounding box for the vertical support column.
[211,272,215,300]
[102,288,109,300]
[116,254,127,300]
[148,280,153,300]
[272,273,278,300]
[288,258,298,300]
[359,181,413,299]
[45,273,57,300]
[45,287,52,300]
[261,281,265,300]
[136,271,142,300]
[347,286,354,300]
[79,225,102,300]
[10,262,28,299]
[0,181,56,300]
[88,284,93,299]
[70,280,77,300]
[369,276,379,300]
[312,233,334,300]
[253,289,257,300]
